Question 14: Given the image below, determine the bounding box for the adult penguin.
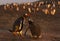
[9,13,31,35]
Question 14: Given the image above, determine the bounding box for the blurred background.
[0,0,60,41]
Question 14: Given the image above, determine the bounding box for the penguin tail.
[8,29,13,32]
